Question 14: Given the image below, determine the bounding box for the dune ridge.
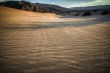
[0,6,59,24]
[0,6,58,17]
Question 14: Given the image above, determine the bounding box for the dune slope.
[0,6,59,25]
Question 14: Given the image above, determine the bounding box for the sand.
[0,6,110,73]
[0,6,94,26]
[0,6,59,24]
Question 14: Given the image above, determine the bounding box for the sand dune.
[0,6,59,24]
[0,6,95,26]
[0,22,110,73]
[0,6,59,17]
[0,6,110,73]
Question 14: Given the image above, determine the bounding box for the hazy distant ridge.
[0,1,68,14]
[0,1,110,16]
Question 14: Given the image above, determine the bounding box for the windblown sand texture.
[0,6,110,73]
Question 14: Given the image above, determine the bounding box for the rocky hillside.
[0,1,110,16]
[0,1,68,14]
[66,5,110,16]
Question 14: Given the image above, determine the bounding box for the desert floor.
[0,8,110,73]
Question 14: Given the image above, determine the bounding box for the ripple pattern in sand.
[0,23,110,73]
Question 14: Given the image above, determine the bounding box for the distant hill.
[67,5,110,16]
[0,1,68,14]
[0,1,110,16]
[70,5,110,10]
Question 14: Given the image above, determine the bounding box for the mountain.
[67,5,110,16]
[70,5,110,11]
[0,1,110,16]
[0,1,68,14]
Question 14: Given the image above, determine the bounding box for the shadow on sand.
[0,15,110,30]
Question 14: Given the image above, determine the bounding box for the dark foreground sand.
[0,15,110,73]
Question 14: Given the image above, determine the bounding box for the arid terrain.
[0,6,110,73]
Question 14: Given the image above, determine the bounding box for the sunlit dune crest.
[0,6,94,25]
[0,6,60,24]
[0,6,59,17]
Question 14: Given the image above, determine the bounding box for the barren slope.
[0,6,59,24]
[0,6,110,73]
